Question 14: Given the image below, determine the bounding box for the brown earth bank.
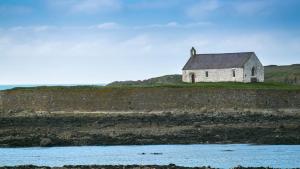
[0,110,299,147]
[1,88,300,113]
[0,164,292,169]
[0,87,299,147]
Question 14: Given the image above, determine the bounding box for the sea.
[0,84,106,91]
[0,144,299,168]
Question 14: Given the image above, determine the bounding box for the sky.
[0,0,300,84]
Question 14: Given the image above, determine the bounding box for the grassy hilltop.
[4,64,300,91]
[264,64,300,84]
[108,64,300,86]
[105,64,300,90]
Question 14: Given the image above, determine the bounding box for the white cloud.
[7,22,212,33]
[10,25,57,32]
[186,0,219,18]
[134,22,178,29]
[234,1,269,16]
[128,0,179,9]
[133,21,212,29]
[48,0,122,14]
[186,0,272,19]
[0,25,299,84]
[95,22,120,29]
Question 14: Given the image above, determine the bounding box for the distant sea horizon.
[0,84,106,91]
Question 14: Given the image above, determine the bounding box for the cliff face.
[0,88,299,113]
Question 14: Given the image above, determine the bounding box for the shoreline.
[0,164,285,169]
[0,87,299,147]
[0,111,299,147]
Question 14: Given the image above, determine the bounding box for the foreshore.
[0,110,299,147]
[0,87,299,147]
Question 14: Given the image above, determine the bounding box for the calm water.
[0,144,299,168]
[0,85,37,90]
[0,84,105,91]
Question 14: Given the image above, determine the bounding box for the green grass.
[4,65,300,91]
[106,82,300,90]
[6,85,106,91]
[5,82,300,91]
[265,64,300,84]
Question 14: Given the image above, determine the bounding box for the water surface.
[0,144,300,168]
[0,84,105,91]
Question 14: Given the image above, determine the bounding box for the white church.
[182,47,264,83]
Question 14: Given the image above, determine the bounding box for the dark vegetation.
[0,112,299,147]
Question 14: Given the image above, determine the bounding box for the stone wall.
[0,87,299,113]
[244,54,264,82]
[182,68,244,83]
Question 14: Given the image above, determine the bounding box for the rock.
[40,138,52,147]
[150,153,162,155]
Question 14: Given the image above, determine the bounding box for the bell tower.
[190,47,196,57]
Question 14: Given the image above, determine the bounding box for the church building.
[182,47,264,83]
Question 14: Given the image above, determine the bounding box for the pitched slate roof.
[182,52,254,70]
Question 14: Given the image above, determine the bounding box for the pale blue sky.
[0,0,300,84]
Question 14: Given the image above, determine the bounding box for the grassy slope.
[8,82,300,91]
[5,65,300,91]
[264,64,300,84]
[106,65,300,88]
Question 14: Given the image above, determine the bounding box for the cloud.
[48,0,122,14]
[186,0,220,18]
[234,0,269,16]
[10,25,57,32]
[95,22,120,29]
[1,25,299,84]
[133,21,212,29]
[7,21,212,33]
[186,0,272,19]
[128,0,181,9]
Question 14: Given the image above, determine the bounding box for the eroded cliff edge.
[0,87,299,146]
[0,87,299,112]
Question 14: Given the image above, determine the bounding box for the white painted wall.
[243,54,264,82]
[182,68,244,82]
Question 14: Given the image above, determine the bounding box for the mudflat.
[0,110,299,147]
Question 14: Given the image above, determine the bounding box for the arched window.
[251,67,255,76]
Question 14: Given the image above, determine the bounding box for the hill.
[107,64,300,86]
[264,64,300,84]
[107,74,183,86]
